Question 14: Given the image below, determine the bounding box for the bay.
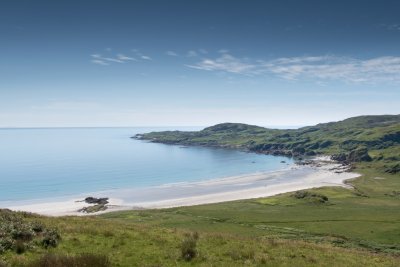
[0,127,293,203]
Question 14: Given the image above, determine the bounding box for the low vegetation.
[292,190,329,203]
[180,232,199,261]
[0,210,60,255]
[27,253,111,267]
[0,205,399,266]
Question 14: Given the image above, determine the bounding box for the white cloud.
[263,56,400,83]
[187,53,400,84]
[141,55,152,60]
[186,53,256,75]
[117,54,136,61]
[91,59,108,66]
[102,57,124,63]
[90,52,142,65]
[166,50,178,56]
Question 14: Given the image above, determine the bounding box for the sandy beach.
[3,157,360,216]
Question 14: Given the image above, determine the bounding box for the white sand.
[129,164,358,209]
[5,198,126,216]
[3,159,360,216]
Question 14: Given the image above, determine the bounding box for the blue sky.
[1,0,399,127]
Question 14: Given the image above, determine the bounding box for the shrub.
[180,232,199,261]
[0,237,14,253]
[31,222,45,233]
[14,240,26,254]
[10,222,35,241]
[0,209,61,254]
[41,229,61,248]
[293,191,329,203]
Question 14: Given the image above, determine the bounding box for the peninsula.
[135,115,400,174]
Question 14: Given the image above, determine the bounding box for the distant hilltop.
[135,115,400,174]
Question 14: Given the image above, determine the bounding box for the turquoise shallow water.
[0,127,293,202]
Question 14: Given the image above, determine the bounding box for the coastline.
[3,157,360,216]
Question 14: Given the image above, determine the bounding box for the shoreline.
[3,157,360,216]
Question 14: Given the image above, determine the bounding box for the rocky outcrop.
[331,148,372,164]
[331,153,347,162]
[249,143,314,158]
[385,163,400,174]
[347,148,372,162]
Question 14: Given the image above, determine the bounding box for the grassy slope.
[2,210,399,267]
[2,115,400,266]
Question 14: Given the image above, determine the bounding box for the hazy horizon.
[1,115,399,129]
[0,124,304,129]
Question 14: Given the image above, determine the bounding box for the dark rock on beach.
[84,197,109,205]
[78,197,110,214]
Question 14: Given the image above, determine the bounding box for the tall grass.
[180,232,199,261]
[27,253,111,267]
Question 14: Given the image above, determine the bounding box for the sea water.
[0,127,293,203]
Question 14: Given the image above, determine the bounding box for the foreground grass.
[1,166,399,266]
[1,214,398,267]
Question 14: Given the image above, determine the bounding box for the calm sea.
[0,127,292,202]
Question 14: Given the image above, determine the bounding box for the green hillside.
[136,115,400,172]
